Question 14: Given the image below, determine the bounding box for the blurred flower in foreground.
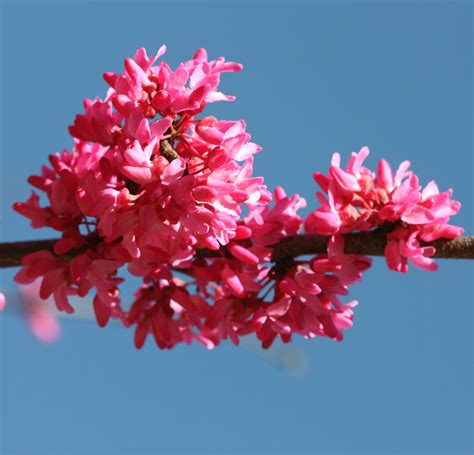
[0,292,5,312]
[19,281,61,343]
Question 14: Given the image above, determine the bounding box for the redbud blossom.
[305,147,462,273]
[12,47,463,349]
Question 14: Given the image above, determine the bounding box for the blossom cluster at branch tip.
[305,147,463,272]
[10,46,463,349]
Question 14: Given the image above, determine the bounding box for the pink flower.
[385,227,438,273]
[69,98,122,146]
[189,116,262,161]
[128,276,202,350]
[15,251,76,314]
[305,147,462,272]
[12,46,464,351]
[304,190,342,235]
[19,281,61,344]
[103,46,242,119]
[252,262,361,347]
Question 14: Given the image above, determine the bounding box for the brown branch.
[271,233,474,260]
[0,234,473,269]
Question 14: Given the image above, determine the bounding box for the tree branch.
[0,234,472,269]
[271,233,474,260]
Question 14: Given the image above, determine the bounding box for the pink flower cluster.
[11,46,463,349]
[305,147,463,272]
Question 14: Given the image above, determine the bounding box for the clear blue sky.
[0,1,472,454]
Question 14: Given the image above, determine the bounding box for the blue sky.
[0,1,472,454]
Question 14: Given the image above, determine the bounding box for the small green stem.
[160,140,180,162]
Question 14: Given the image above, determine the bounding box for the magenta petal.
[377,159,394,191]
[402,206,434,225]
[229,244,260,265]
[267,297,292,318]
[304,210,341,235]
[329,166,361,192]
[161,158,186,185]
[150,117,173,138]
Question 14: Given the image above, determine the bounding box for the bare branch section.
[0,234,473,269]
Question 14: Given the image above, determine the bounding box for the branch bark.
[0,234,473,268]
